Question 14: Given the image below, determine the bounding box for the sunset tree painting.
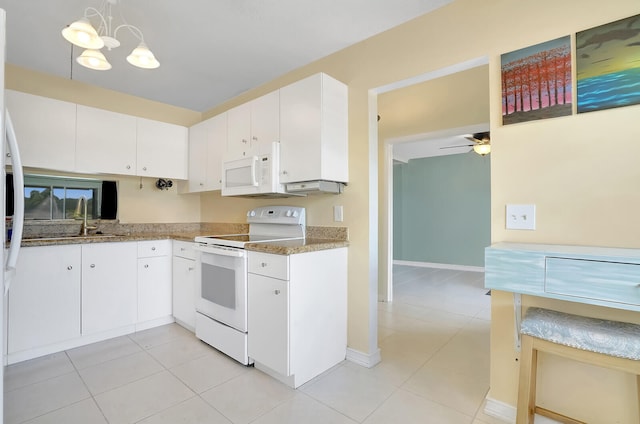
[501,36,572,125]
[576,14,640,113]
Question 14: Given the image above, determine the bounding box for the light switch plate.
[506,204,536,230]
[334,205,344,222]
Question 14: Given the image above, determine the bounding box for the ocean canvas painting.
[501,37,572,125]
[577,14,640,113]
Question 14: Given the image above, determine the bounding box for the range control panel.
[246,206,306,226]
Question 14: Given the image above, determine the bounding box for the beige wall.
[9,0,640,419]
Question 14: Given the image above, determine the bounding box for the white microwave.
[221,142,286,197]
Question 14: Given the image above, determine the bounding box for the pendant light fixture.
[61,0,159,71]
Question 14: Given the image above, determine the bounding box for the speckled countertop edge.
[18,223,348,254]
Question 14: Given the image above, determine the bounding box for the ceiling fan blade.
[440,144,473,149]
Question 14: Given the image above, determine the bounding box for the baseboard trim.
[394,260,484,273]
[484,397,562,424]
[346,347,381,368]
[484,397,516,423]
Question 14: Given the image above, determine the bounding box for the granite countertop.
[245,238,349,255]
[18,228,348,254]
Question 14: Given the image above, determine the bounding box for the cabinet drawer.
[138,240,171,257]
[249,252,289,280]
[173,240,197,260]
[545,257,640,306]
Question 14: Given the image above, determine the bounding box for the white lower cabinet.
[137,240,172,324]
[248,248,348,388]
[8,245,81,357]
[172,241,197,330]
[81,242,138,336]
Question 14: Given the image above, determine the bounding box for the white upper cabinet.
[6,90,76,171]
[137,117,188,179]
[226,90,279,159]
[279,73,348,184]
[76,105,137,175]
[186,112,227,192]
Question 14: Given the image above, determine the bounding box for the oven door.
[195,244,247,332]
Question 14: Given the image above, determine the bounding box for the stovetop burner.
[195,206,306,249]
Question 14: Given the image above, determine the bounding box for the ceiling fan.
[440,131,491,156]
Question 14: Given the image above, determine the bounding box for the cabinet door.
[172,255,196,329]
[82,242,138,335]
[137,118,188,179]
[8,245,81,354]
[279,74,322,183]
[138,256,172,323]
[205,112,227,190]
[248,273,289,375]
[187,119,208,192]
[76,105,137,175]
[279,73,348,183]
[226,102,253,159]
[251,90,280,154]
[6,90,77,171]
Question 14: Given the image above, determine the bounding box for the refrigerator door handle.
[4,110,24,295]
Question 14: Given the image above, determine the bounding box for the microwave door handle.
[251,156,259,187]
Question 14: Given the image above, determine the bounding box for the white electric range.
[193,206,305,365]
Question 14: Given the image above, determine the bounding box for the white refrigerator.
[1,8,26,423]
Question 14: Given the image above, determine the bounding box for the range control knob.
[249,210,257,217]
[292,210,299,218]
[285,210,293,217]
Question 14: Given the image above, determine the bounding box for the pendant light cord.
[70,44,74,80]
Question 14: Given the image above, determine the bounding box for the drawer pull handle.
[261,262,267,267]
[274,290,280,295]
[90,264,96,268]
[144,264,149,269]
[188,267,194,271]
[67,266,73,270]
[151,247,156,251]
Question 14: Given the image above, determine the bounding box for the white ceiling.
[0,0,452,112]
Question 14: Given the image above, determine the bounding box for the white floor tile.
[129,323,194,349]
[66,335,142,370]
[300,362,396,422]
[21,398,108,424]
[4,372,91,424]
[94,370,195,424]
[169,350,250,393]
[363,389,473,424]
[250,392,358,424]
[146,334,213,368]
[201,370,295,424]
[78,350,164,395]
[136,396,232,424]
[4,352,75,392]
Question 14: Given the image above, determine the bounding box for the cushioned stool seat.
[517,307,640,424]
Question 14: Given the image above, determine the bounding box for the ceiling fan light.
[126,43,160,69]
[76,49,112,71]
[62,18,104,50]
[473,143,491,156]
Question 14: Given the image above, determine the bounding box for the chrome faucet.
[75,196,97,236]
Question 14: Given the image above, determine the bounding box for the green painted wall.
[393,152,491,267]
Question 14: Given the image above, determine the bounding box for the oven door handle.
[195,244,246,257]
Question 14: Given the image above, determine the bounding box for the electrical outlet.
[506,204,536,230]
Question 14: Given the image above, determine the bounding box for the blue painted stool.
[517,307,640,424]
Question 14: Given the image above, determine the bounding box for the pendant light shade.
[77,49,112,71]
[62,1,159,71]
[473,143,491,156]
[126,42,160,69]
[62,18,104,50]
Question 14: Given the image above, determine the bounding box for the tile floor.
[4,265,503,424]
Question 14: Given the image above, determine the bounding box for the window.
[21,174,117,221]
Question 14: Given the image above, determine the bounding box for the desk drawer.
[545,257,640,306]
